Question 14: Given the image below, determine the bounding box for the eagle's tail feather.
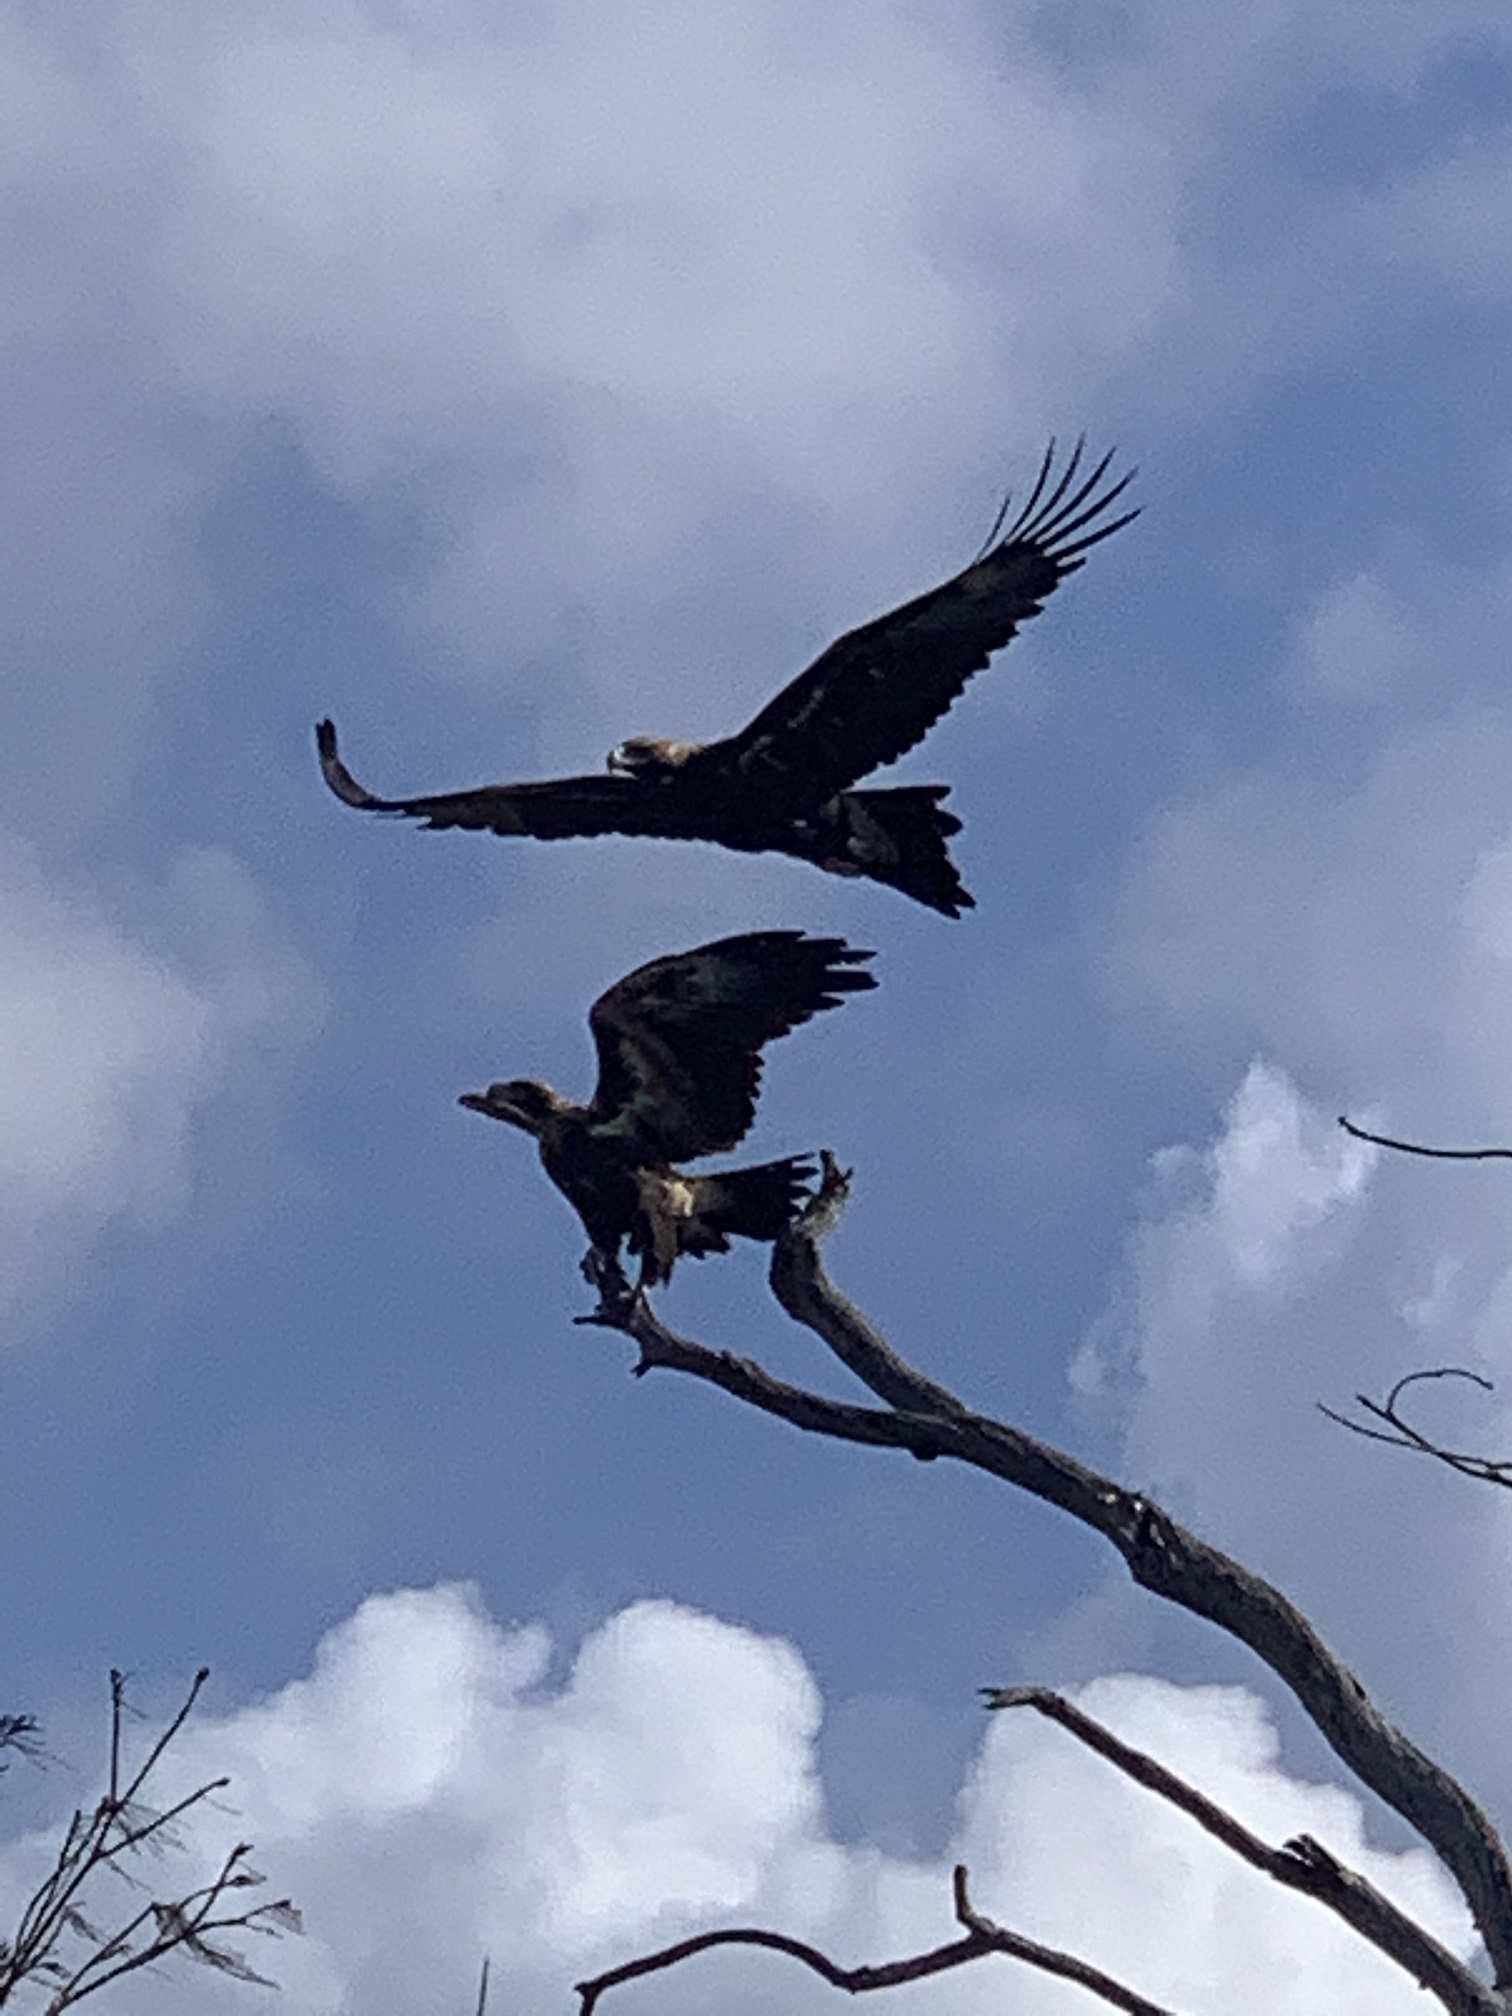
[687,1156,817,1253]
[840,786,974,918]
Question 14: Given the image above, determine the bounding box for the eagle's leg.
[581,1243,636,1313]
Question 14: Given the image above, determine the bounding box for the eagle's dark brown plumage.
[459,931,875,1294]
[317,440,1135,915]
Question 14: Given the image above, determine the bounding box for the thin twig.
[1338,1117,1512,1161]
[0,1669,298,2011]
[1322,1367,1512,1487]
[0,1716,44,1770]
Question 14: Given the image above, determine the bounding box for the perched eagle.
[317,440,1135,915]
[459,930,875,1295]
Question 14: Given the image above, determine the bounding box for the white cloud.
[1074,1063,1372,1407]
[0,844,211,1224]
[1175,1061,1372,1290]
[0,1588,1471,2015]
[1289,572,1421,707]
[0,837,321,1336]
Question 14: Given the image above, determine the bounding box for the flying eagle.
[459,930,875,1295]
[317,440,1135,915]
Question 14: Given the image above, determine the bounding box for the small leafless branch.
[1338,1117,1512,1162]
[574,1863,1179,2016]
[0,1718,44,1772]
[1322,1367,1512,1487]
[581,1156,1509,2013]
[984,1687,1480,2008]
[0,1669,299,2010]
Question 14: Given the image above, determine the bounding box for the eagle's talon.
[573,1266,643,1329]
[581,1246,632,1296]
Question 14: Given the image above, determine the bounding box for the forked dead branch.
[580,1156,1510,2016]
[575,1862,1177,2016]
[1322,1366,1512,1488]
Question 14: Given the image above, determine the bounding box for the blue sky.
[4,3,1512,2008]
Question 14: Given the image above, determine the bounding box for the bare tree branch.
[1338,1117,1512,1162]
[0,1718,44,1772]
[0,1670,299,2010]
[1329,1118,1512,1496]
[768,1157,967,1417]
[574,1863,1181,2016]
[1322,1368,1512,1487]
[581,1159,1511,2010]
[984,1687,1484,2010]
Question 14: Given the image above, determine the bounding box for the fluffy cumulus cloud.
[0,838,320,1338]
[0,1588,1472,2014]
[1075,1063,1374,1431]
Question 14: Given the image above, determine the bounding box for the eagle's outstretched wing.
[702,440,1136,810]
[315,719,709,843]
[587,931,875,1162]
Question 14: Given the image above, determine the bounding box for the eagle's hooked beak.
[459,1084,540,1133]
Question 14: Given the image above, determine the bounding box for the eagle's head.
[606,736,702,776]
[458,1078,570,1136]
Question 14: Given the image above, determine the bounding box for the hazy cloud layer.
[0,840,319,1336]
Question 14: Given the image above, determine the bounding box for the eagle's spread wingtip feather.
[971,438,1135,571]
[1000,440,1136,557]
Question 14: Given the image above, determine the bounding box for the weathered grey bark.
[986,1687,1484,2013]
[582,1158,1512,2015]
